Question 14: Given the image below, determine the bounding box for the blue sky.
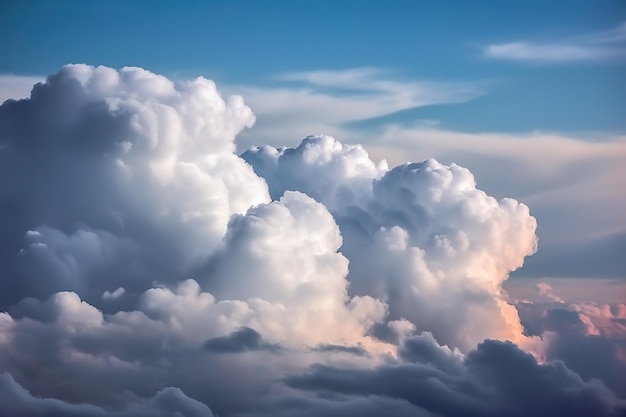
[1,1,625,283]
[1,0,625,133]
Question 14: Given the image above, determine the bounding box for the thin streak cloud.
[483,22,626,63]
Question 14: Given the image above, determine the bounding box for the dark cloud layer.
[311,343,369,356]
[204,327,281,353]
[0,373,215,417]
[517,298,626,397]
[285,337,626,417]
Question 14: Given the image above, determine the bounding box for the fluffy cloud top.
[0,64,269,307]
[244,135,538,350]
[0,65,622,416]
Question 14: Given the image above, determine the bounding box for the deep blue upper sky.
[1,0,625,133]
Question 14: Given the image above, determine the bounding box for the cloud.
[483,22,626,63]
[204,327,281,353]
[536,282,564,303]
[103,287,125,300]
[505,278,626,305]
[244,135,538,351]
[0,372,215,417]
[0,63,269,308]
[284,335,626,417]
[483,42,616,62]
[0,64,623,416]
[0,280,384,414]
[311,343,369,357]
[200,190,389,347]
[243,395,429,417]
[515,283,626,397]
[226,69,626,283]
[231,66,626,260]
[362,126,626,281]
[231,67,483,150]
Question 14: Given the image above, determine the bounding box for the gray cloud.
[516,296,626,397]
[204,327,281,353]
[311,343,369,356]
[285,337,626,417]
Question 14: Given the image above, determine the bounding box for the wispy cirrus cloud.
[230,67,484,149]
[484,22,626,63]
[484,42,618,62]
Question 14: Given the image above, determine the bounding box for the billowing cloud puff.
[243,135,388,210]
[0,373,215,417]
[0,64,269,307]
[203,191,387,347]
[0,65,622,416]
[244,135,538,350]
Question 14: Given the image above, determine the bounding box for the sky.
[0,1,625,416]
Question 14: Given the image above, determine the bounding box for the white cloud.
[483,22,626,63]
[0,64,269,305]
[231,68,484,150]
[363,126,626,250]
[222,69,625,266]
[244,135,539,351]
[103,287,125,300]
[0,64,623,416]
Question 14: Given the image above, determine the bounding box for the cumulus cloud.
[103,287,125,300]
[0,63,269,308]
[204,327,281,353]
[207,67,626,283]
[244,135,538,351]
[0,373,215,417]
[0,64,622,416]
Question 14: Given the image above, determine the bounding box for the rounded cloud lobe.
[0,64,268,307]
[244,136,538,350]
[0,65,623,416]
